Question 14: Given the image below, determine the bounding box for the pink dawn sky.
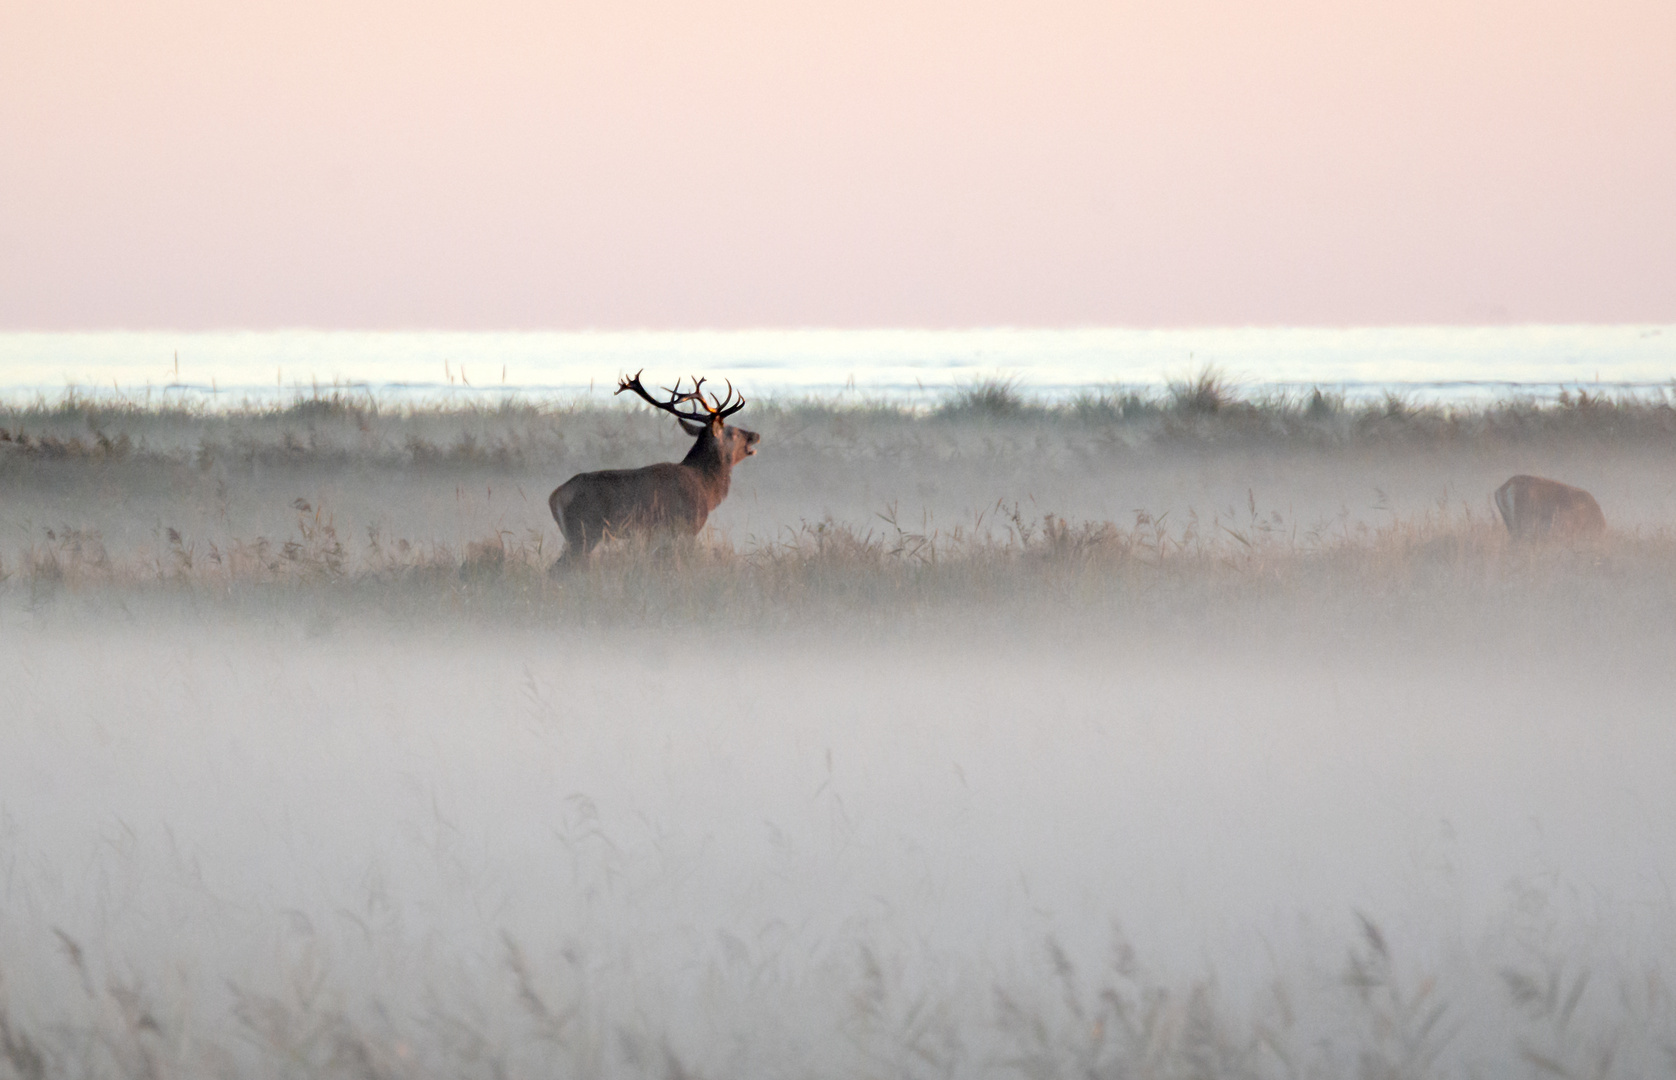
[1,0,1673,329]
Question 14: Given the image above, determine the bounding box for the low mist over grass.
[5,378,1674,554]
[4,385,1676,1078]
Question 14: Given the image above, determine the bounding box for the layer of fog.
[3,618,1674,1073]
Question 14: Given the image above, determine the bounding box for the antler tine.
[715,378,747,418]
[674,375,715,418]
[687,375,719,416]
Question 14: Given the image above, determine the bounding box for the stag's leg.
[549,484,598,572]
[548,518,600,573]
[550,542,581,574]
[646,516,708,565]
[637,528,689,563]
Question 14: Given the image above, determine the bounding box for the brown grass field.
[2,387,1676,1078]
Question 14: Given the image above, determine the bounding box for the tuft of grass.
[1067,385,1161,424]
[1167,365,1237,415]
[934,375,1035,420]
[1306,386,1342,420]
[279,390,377,424]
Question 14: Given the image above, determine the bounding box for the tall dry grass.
[5,492,1666,640]
[3,850,1672,1078]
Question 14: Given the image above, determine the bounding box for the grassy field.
[4,377,1675,578]
[3,388,1676,1078]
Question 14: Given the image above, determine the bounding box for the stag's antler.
[615,370,712,424]
[615,370,745,423]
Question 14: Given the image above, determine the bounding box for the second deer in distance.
[1493,474,1606,542]
[548,372,760,565]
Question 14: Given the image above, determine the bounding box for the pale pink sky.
[2,0,1672,328]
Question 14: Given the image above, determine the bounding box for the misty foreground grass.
[4,393,1676,1078]
[10,609,1676,1080]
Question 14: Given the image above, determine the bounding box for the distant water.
[1,326,1671,408]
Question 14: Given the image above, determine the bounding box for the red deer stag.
[548,372,760,564]
[1493,475,1606,541]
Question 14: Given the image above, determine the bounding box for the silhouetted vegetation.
[5,383,1673,481]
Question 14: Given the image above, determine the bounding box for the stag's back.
[1494,475,1606,541]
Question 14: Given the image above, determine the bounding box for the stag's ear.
[678,419,706,437]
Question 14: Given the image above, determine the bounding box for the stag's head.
[617,371,760,465]
[711,421,761,464]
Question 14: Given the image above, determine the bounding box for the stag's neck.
[680,435,733,501]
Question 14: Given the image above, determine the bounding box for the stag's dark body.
[549,374,759,563]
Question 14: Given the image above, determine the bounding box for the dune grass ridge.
[3,380,1675,474]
